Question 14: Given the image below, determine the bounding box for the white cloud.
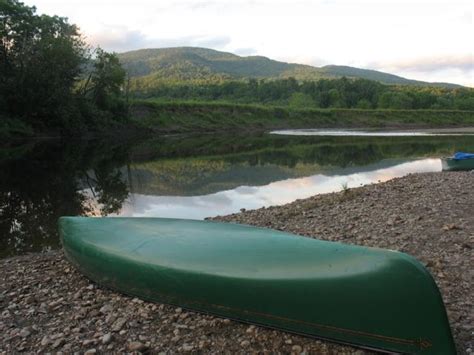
[234,47,258,56]
[24,0,474,86]
[88,25,231,53]
[365,55,474,86]
[371,55,473,74]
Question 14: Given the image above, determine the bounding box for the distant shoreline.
[130,101,474,135]
[411,126,474,134]
[273,126,474,134]
[3,102,474,139]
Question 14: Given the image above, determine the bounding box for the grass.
[341,182,349,193]
[338,181,362,201]
[130,99,474,134]
[4,99,473,138]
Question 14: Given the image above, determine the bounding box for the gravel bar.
[1,172,473,354]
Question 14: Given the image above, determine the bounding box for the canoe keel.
[59,217,456,354]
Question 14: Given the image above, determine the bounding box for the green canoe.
[442,157,474,171]
[59,217,456,354]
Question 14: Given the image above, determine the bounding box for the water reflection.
[1,133,473,257]
[0,140,130,257]
[118,159,441,220]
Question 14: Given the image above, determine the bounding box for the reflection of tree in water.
[0,140,131,257]
[83,167,129,216]
[3,133,474,258]
[217,135,474,169]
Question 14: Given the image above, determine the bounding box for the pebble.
[19,328,31,338]
[51,338,64,349]
[102,333,112,344]
[82,339,94,346]
[40,336,49,346]
[99,304,113,313]
[246,325,255,334]
[127,341,147,352]
[292,345,303,353]
[112,317,127,332]
[182,344,194,351]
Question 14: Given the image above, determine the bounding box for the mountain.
[117,47,461,88]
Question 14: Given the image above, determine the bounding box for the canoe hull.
[442,157,474,171]
[59,217,456,354]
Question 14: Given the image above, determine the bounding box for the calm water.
[1,132,473,258]
[271,129,474,136]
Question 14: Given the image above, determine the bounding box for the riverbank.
[3,101,474,138]
[1,172,473,353]
[0,117,151,141]
[131,100,474,134]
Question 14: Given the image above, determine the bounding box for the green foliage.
[118,47,462,88]
[130,77,474,110]
[0,0,85,128]
[0,0,128,135]
[131,100,474,134]
[121,48,471,112]
[378,91,413,109]
[289,93,316,109]
[356,99,371,109]
[85,48,127,116]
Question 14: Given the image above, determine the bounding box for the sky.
[24,0,473,86]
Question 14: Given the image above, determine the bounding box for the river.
[1,130,473,257]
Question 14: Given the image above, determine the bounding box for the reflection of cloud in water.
[117,159,441,220]
[234,186,258,194]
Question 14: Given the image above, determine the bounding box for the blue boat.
[442,152,474,171]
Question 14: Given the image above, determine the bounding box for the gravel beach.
[1,172,473,354]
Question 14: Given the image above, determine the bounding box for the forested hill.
[117,47,461,88]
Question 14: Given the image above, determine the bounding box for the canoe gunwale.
[64,247,430,354]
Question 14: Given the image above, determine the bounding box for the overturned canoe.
[59,217,456,354]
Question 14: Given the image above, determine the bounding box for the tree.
[356,99,371,109]
[288,92,315,109]
[1,0,86,127]
[328,88,343,108]
[87,48,126,113]
[1,0,128,133]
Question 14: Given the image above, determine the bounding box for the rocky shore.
[1,172,473,354]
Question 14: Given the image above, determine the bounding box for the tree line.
[131,77,474,110]
[0,0,127,134]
